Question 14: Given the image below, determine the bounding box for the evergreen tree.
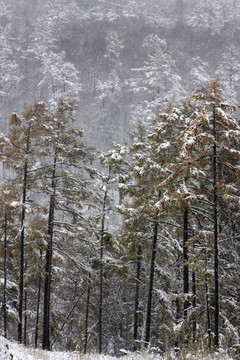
[0,180,21,339]
[177,79,240,347]
[96,144,129,353]
[215,45,240,104]
[0,101,52,343]
[130,35,184,123]
[40,99,95,350]
[117,110,182,352]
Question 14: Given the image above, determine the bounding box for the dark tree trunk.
[192,242,197,342]
[42,243,52,350]
[174,291,181,351]
[42,157,57,350]
[213,106,219,347]
[24,260,28,346]
[192,260,196,342]
[42,212,54,350]
[144,216,159,347]
[205,247,212,348]
[18,179,26,343]
[99,190,107,354]
[35,249,42,348]
[99,165,111,354]
[84,275,91,354]
[133,245,142,351]
[183,207,189,319]
[99,217,104,354]
[3,212,7,338]
[18,125,31,343]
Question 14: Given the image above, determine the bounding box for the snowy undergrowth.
[0,336,235,360]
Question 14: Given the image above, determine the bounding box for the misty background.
[0,0,239,148]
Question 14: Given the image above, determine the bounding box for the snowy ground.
[0,336,236,360]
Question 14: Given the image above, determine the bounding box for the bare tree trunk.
[35,249,42,348]
[183,208,189,319]
[192,263,196,342]
[18,125,31,343]
[213,106,219,347]
[205,247,212,348]
[24,260,28,346]
[144,216,159,347]
[174,286,181,351]
[42,207,54,350]
[84,275,91,354]
[3,212,7,338]
[99,216,104,354]
[99,190,107,354]
[133,245,141,351]
[42,157,57,350]
[99,165,111,354]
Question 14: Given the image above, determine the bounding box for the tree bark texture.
[99,190,107,354]
[24,260,28,346]
[3,212,7,338]
[42,157,57,350]
[84,275,91,354]
[133,245,142,351]
[18,125,31,343]
[35,249,42,348]
[205,248,212,348]
[99,165,111,354]
[192,257,196,342]
[213,106,219,347]
[183,207,189,319]
[144,217,159,347]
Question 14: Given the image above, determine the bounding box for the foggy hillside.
[1,0,240,148]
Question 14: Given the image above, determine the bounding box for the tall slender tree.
[177,79,240,347]
[41,99,95,350]
[0,101,52,343]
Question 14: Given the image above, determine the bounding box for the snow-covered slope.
[0,336,236,360]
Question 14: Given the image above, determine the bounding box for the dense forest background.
[0,0,239,358]
[1,0,240,147]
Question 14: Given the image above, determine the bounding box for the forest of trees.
[0,0,239,358]
[0,80,239,357]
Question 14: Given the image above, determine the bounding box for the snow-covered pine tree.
[39,99,96,350]
[129,34,184,124]
[96,144,129,353]
[190,57,211,93]
[153,81,240,349]
[95,30,126,146]
[176,79,240,348]
[147,104,191,349]
[38,51,81,110]
[0,101,52,343]
[215,44,240,105]
[116,111,182,352]
[0,180,22,339]
[154,99,212,346]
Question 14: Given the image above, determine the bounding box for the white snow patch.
[10,201,20,208]
[0,336,236,360]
